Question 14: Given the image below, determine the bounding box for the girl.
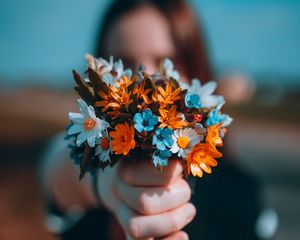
[45,0,262,239]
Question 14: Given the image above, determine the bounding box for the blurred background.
[0,0,299,239]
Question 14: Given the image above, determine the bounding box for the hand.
[98,159,196,239]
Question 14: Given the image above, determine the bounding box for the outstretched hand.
[98,159,196,239]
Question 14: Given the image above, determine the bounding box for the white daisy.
[67,99,109,147]
[170,128,201,158]
[95,131,111,162]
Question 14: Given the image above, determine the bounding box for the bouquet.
[66,54,232,179]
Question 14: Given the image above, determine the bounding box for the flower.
[86,54,132,85]
[134,109,158,133]
[206,123,223,147]
[180,79,224,108]
[96,83,133,112]
[95,131,111,162]
[67,99,109,147]
[152,128,174,151]
[114,59,132,79]
[186,143,222,177]
[160,58,180,81]
[114,74,134,89]
[110,87,133,108]
[206,108,233,127]
[133,80,152,105]
[153,82,182,108]
[103,59,132,86]
[110,122,136,155]
[86,53,113,76]
[185,93,201,108]
[158,106,188,129]
[152,149,172,167]
[170,128,201,158]
[96,87,115,112]
[193,114,203,123]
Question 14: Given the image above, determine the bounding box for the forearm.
[39,133,98,212]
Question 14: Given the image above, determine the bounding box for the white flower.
[67,99,109,147]
[86,53,113,75]
[160,58,181,81]
[170,128,201,158]
[180,79,225,108]
[95,131,111,162]
[85,54,132,86]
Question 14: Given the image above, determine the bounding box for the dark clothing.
[185,159,261,240]
[56,159,262,240]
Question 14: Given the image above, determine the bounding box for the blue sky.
[0,0,299,88]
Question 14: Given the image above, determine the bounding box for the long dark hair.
[95,0,213,83]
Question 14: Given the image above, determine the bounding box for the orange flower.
[96,75,135,112]
[115,75,134,89]
[158,105,188,130]
[96,86,132,112]
[110,122,136,155]
[96,88,115,112]
[110,88,133,108]
[186,143,222,177]
[133,80,152,105]
[206,122,223,147]
[153,82,182,108]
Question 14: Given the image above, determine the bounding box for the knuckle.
[127,218,140,239]
[169,215,181,231]
[137,193,155,215]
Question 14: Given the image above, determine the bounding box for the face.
[105,6,176,74]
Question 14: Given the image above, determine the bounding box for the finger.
[121,203,196,239]
[117,177,191,215]
[160,231,189,240]
[119,159,183,187]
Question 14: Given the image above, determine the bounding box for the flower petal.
[88,105,96,119]
[67,124,83,135]
[77,99,90,117]
[200,81,217,96]
[68,112,84,124]
[76,131,88,146]
[87,134,96,147]
[170,144,179,154]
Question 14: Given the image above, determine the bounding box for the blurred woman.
[44,0,262,239]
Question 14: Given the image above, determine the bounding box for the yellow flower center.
[101,137,110,150]
[84,118,96,131]
[177,136,190,149]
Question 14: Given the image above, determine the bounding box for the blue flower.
[152,149,171,167]
[134,110,158,133]
[185,93,201,108]
[206,109,233,127]
[152,128,174,151]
